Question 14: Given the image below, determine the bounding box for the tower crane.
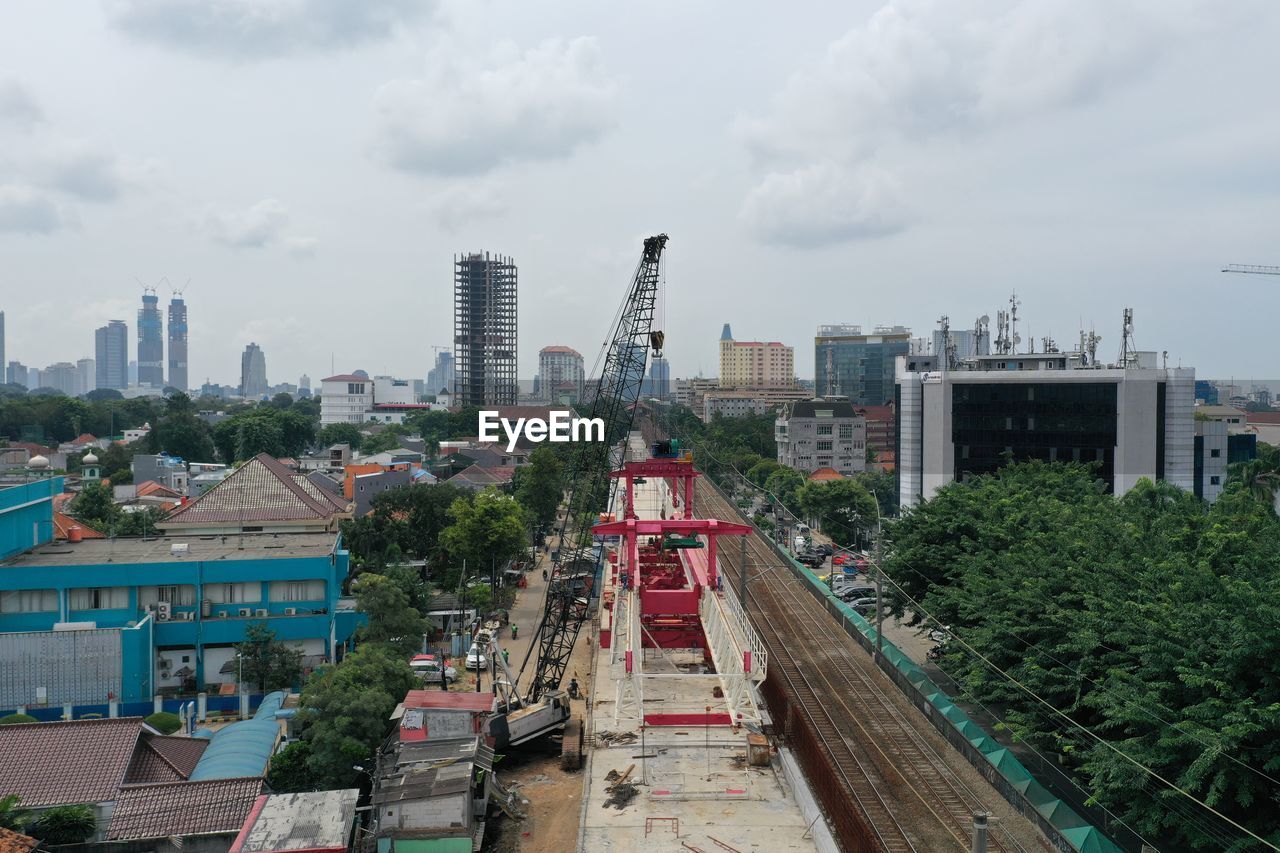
[485,234,668,757]
[1222,264,1280,276]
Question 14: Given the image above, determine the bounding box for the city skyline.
[1,3,1279,386]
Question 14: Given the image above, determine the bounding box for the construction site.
[479,234,1121,853]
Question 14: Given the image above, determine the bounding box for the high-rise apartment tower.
[240,343,267,398]
[95,320,129,390]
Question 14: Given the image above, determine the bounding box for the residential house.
[230,790,360,853]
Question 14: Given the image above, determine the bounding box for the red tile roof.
[0,718,144,807]
[1246,412,1280,425]
[107,777,264,841]
[136,480,183,499]
[0,829,38,853]
[807,467,844,481]
[160,454,350,526]
[70,433,99,445]
[321,374,368,383]
[449,465,515,487]
[539,345,582,356]
[124,735,209,784]
[53,511,106,540]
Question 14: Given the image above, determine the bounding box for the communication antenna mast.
[1119,308,1136,366]
[825,346,838,397]
[1009,293,1022,354]
[1087,329,1101,367]
[937,315,955,369]
[974,315,989,357]
[994,310,1009,355]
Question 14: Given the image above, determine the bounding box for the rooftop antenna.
[1009,292,1021,354]
[937,315,955,370]
[1119,308,1136,366]
[824,346,839,397]
[994,310,1009,355]
[974,315,989,357]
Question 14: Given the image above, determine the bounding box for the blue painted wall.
[0,477,61,560]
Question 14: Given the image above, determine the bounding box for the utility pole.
[871,491,884,664]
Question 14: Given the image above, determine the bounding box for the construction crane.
[1222,263,1280,276]
[488,234,667,755]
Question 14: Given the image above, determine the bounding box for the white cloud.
[739,163,908,248]
[103,0,435,58]
[429,180,508,231]
[372,37,616,176]
[0,186,73,234]
[285,235,319,258]
[0,79,43,128]
[36,140,130,202]
[742,0,1215,164]
[204,198,290,247]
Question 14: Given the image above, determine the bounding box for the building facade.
[703,388,812,421]
[645,357,671,400]
[896,351,1196,509]
[454,252,517,406]
[76,358,96,396]
[719,325,794,389]
[240,343,267,399]
[775,398,868,476]
[137,291,164,388]
[814,325,911,406]
[39,363,78,396]
[168,294,188,392]
[95,320,129,390]
[6,361,26,388]
[537,346,584,403]
[931,327,990,360]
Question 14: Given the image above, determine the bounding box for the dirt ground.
[481,541,595,853]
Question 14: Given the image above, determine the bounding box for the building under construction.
[453,252,517,407]
[167,292,188,392]
[137,289,164,388]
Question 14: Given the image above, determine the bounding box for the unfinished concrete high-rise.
[453,252,517,407]
[137,289,164,388]
[168,292,188,392]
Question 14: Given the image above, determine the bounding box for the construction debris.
[596,730,639,746]
[603,781,639,810]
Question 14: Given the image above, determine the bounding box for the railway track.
[698,481,1023,853]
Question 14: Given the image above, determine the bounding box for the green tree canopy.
[234,623,303,693]
[316,421,363,453]
[298,644,416,789]
[763,467,805,509]
[795,477,878,547]
[440,489,529,587]
[27,805,96,844]
[353,573,427,656]
[513,446,564,536]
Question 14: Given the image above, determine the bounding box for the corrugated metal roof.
[230,790,359,852]
[107,777,263,841]
[188,692,286,781]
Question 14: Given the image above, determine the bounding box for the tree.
[763,467,805,510]
[270,392,294,409]
[340,483,466,567]
[85,388,123,402]
[353,573,427,656]
[148,393,216,462]
[27,805,96,844]
[267,740,316,792]
[234,624,304,692]
[513,446,564,536]
[0,794,31,832]
[440,489,529,588]
[72,482,120,530]
[746,459,781,488]
[299,645,417,788]
[316,422,363,453]
[795,478,879,547]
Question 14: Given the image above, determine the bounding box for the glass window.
[1210,476,1220,485]
[816,424,833,436]
[203,582,260,604]
[817,440,833,451]
[0,589,57,613]
[139,585,196,606]
[269,580,326,602]
[70,587,128,610]
[1210,448,1221,458]
[838,424,854,439]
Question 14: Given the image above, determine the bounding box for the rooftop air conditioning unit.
[156,602,172,621]
[284,607,297,616]
[255,608,268,618]
[238,607,251,617]
[160,670,171,680]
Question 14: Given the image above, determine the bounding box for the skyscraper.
[240,343,267,398]
[95,320,129,390]
[426,351,454,396]
[814,324,912,406]
[453,252,517,406]
[168,293,188,392]
[76,358,96,396]
[137,289,164,387]
[645,356,671,400]
[0,311,5,377]
[538,346,585,403]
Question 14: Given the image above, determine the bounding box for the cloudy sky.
[2,0,1278,388]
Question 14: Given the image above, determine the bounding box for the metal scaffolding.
[453,252,518,407]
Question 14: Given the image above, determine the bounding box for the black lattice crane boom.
[520,234,667,703]
[1222,264,1280,276]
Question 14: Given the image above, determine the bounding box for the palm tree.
[0,794,31,832]
[1227,458,1280,510]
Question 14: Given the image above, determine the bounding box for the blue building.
[0,477,362,712]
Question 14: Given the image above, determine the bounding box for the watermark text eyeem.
[478,411,605,452]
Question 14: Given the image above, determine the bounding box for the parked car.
[410,654,458,683]
[465,645,488,670]
[849,597,879,614]
[814,543,833,557]
[832,553,848,566]
[837,587,876,602]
